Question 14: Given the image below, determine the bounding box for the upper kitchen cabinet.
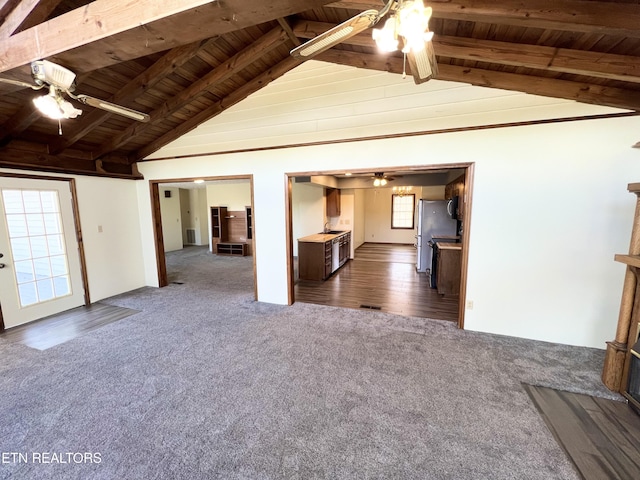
[326,188,341,217]
[445,175,465,221]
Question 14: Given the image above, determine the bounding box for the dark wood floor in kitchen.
[294,243,459,322]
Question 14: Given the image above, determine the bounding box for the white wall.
[191,188,209,246]
[363,188,417,244]
[206,182,251,210]
[159,187,183,252]
[292,182,324,257]
[136,61,640,349]
[353,189,366,249]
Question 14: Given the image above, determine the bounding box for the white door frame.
[0,173,89,331]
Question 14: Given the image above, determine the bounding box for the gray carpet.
[0,246,622,479]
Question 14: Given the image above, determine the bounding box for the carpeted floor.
[0,246,623,479]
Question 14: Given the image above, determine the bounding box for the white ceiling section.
[146,60,628,160]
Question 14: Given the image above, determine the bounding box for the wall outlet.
[466,300,474,310]
[97,225,103,233]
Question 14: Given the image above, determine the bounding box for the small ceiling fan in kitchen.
[372,172,397,186]
[290,0,438,84]
[0,59,150,131]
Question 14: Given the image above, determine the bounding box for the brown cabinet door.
[326,188,341,217]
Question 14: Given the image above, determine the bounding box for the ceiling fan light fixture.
[33,86,82,120]
[373,1,435,60]
[372,17,399,52]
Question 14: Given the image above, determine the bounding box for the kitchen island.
[298,231,351,281]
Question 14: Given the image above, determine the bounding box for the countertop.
[298,231,350,243]
[436,242,462,250]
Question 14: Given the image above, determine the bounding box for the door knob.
[0,263,5,269]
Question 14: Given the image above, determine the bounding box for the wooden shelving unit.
[216,242,248,256]
[603,182,640,394]
[210,205,252,257]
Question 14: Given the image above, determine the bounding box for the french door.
[0,177,85,329]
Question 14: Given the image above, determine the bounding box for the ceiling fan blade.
[0,77,41,90]
[291,9,379,59]
[405,40,439,84]
[75,94,150,122]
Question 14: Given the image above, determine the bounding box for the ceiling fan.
[372,172,397,186]
[290,0,438,84]
[0,60,150,123]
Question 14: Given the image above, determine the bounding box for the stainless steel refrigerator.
[415,200,458,275]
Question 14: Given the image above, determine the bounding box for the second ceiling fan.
[291,0,438,84]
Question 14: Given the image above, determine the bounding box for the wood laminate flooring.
[0,302,139,350]
[524,384,640,480]
[295,243,459,322]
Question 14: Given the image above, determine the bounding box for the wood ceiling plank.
[91,27,290,159]
[50,38,217,154]
[0,0,336,74]
[0,104,40,145]
[317,49,640,111]
[0,0,62,38]
[294,21,640,83]
[134,55,301,161]
[328,0,640,38]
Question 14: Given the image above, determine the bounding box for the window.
[391,194,415,229]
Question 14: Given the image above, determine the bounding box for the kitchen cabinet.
[298,231,351,281]
[436,242,461,296]
[326,188,341,217]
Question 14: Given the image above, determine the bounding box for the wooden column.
[603,183,640,391]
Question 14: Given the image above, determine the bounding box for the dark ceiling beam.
[0,0,336,74]
[0,0,62,38]
[92,26,290,159]
[277,17,301,47]
[0,148,141,179]
[294,20,640,83]
[135,55,302,161]
[316,49,640,111]
[327,0,640,38]
[49,38,219,154]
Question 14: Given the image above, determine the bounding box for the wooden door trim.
[285,162,473,330]
[149,175,257,300]
[0,172,91,330]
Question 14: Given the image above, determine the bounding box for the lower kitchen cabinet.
[436,243,462,296]
[298,231,351,281]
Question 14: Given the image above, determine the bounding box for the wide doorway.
[287,164,472,326]
[0,176,86,329]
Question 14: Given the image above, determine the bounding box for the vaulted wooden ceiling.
[0,0,639,179]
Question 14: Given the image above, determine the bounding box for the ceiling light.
[344,172,352,176]
[194,179,205,184]
[373,1,435,74]
[33,85,82,120]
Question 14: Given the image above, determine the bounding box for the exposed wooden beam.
[0,0,336,74]
[92,27,290,159]
[294,21,640,83]
[49,38,219,154]
[134,56,302,161]
[0,148,141,179]
[0,0,62,38]
[316,49,640,111]
[327,0,640,38]
[277,17,302,47]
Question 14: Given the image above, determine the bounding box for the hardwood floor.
[524,385,640,480]
[294,243,459,322]
[0,302,139,350]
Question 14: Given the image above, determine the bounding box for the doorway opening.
[0,174,89,331]
[150,176,257,300]
[285,163,473,328]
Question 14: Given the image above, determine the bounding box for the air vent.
[360,304,382,310]
[186,228,196,244]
